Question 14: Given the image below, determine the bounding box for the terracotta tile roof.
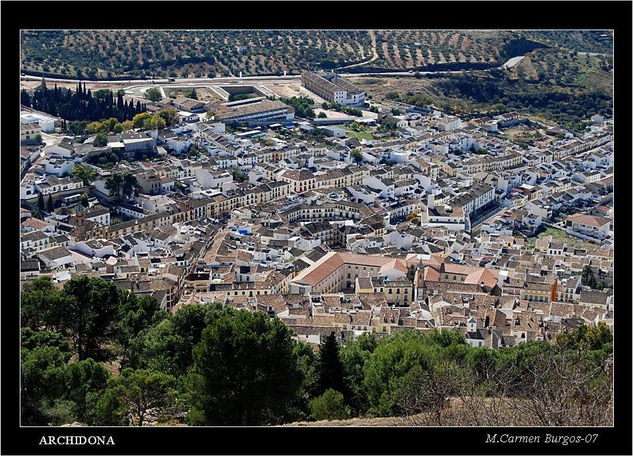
[379,258,408,275]
[464,268,499,288]
[22,218,53,230]
[292,252,398,287]
[565,213,610,227]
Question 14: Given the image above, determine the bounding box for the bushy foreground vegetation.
[21,276,613,426]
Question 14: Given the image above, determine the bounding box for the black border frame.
[2,2,631,454]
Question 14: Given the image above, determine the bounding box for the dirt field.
[348,76,437,101]
[267,82,303,99]
[501,123,557,148]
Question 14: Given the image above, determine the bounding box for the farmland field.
[20,30,612,79]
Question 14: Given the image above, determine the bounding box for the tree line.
[21,82,146,123]
[21,276,613,426]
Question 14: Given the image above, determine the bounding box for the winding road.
[336,30,379,71]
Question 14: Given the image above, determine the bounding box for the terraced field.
[20,30,613,80]
[21,30,613,79]
[20,30,374,79]
[371,30,502,69]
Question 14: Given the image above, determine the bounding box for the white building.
[21,111,56,133]
[565,214,610,240]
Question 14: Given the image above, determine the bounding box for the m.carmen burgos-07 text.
[485,433,599,445]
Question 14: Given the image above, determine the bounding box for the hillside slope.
[20,30,612,80]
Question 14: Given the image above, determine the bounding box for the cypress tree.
[117,92,124,111]
[37,193,45,212]
[47,195,54,213]
[21,89,31,106]
[316,332,348,397]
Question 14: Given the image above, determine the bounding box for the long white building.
[302,71,366,107]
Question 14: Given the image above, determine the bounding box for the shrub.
[309,389,350,421]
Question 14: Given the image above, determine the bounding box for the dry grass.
[348,76,436,101]
[285,415,410,427]
[286,395,613,427]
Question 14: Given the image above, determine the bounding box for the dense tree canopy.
[102,368,176,426]
[21,344,69,425]
[145,87,162,102]
[105,172,141,200]
[70,164,98,186]
[339,333,377,415]
[185,310,303,425]
[279,96,315,119]
[22,276,131,361]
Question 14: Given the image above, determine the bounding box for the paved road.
[22,66,488,90]
[578,52,608,57]
[21,74,302,85]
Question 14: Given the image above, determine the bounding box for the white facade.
[43,159,75,177]
[21,112,56,133]
[85,212,111,227]
[43,144,74,158]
